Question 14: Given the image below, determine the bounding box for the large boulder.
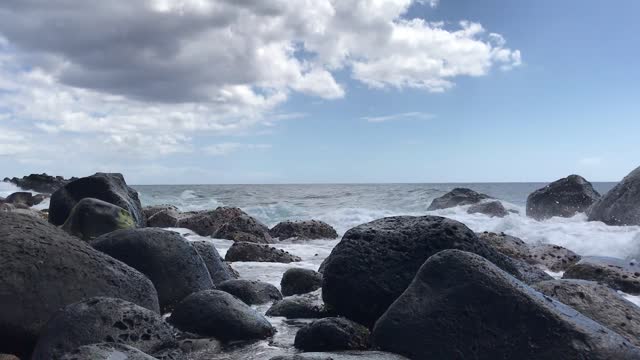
[527,175,600,220]
[270,352,409,360]
[563,256,640,295]
[270,220,339,240]
[49,173,144,227]
[32,297,175,360]
[92,228,214,312]
[213,213,273,243]
[217,279,282,305]
[266,290,334,319]
[321,216,538,326]
[225,242,301,263]
[190,240,238,285]
[588,166,640,225]
[534,279,640,347]
[467,201,508,217]
[61,198,136,241]
[295,318,370,352]
[177,207,272,242]
[5,173,75,193]
[427,188,491,210]
[372,250,640,359]
[169,290,275,341]
[60,343,158,360]
[529,244,581,272]
[0,213,159,358]
[281,268,323,296]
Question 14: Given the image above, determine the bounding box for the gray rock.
[588,166,640,225]
[61,198,136,241]
[177,207,272,242]
[5,192,38,206]
[530,244,581,272]
[372,250,640,359]
[427,188,491,210]
[60,343,157,360]
[169,290,275,341]
[527,175,600,220]
[218,279,282,305]
[142,204,179,220]
[281,268,323,296]
[467,201,509,217]
[49,173,144,227]
[4,173,75,193]
[295,318,370,352]
[270,351,409,360]
[225,242,301,263]
[270,220,339,240]
[190,240,238,285]
[213,213,273,243]
[477,231,531,261]
[534,279,640,347]
[0,213,159,358]
[563,256,640,295]
[32,297,175,360]
[92,228,214,312]
[147,209,181,228]
[266,290,334,319]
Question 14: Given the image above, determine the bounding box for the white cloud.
[362,111,435,123]
[204,143,272,156]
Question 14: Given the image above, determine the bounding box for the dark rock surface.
[213,213,273,243]
[295,318,370,352]
[281,268,323,296]
[142,205,179,220]
[177,207,272,242]
[4,173,75,193]
[49,173,144,227]
[527,175,600,220]
[32,297,175,360]
[372,250,640,360]
[270,220,339,240]
[321,216,537,326]
[427,188,491,210]
[61,198,136,241]
[588,166,640,225]
[147,208,181,228]
[92,228,214,312]
[477,231,531,261]
[225,242,301,263]
[270,351,409,360]
[530,244,581,272]
[0,212,159,358]
[467,200,508,217]
[534,279,640,347]
[563,256,640,295]
[60,343,158,360]
[217,279,282,305]
[190,240,238,285]
[5,192,45,207]
[169,290,275,341]
[266,290,334,319]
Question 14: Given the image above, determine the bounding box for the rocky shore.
[2,166,640,359]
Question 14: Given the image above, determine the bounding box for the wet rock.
[169,290,275,341]
[92,228,214,312]
[266,290,334,319]
[147,208,181,228]
[190,240,238,285]
[213,213,273,243]
[177,207,272,242]
[142,205,179,220]
[0,213,159,358]
[588,166,640,225]
[510,257,554,284]
[427,188,491,210]
[225,242,301,263]
[270,220,339,240]
[372,250,640,359]
[281,268,323,296]
[295,318,370,352]
[32,297,175,360]
[49,173,144,227]
[530,244,581,272]
[218,279,282,305]
[0,355,20,360]
[534,279,640,347]
[151,337,223,360]
[5,192,38,207]
[270,351,409,360]
[467,201,508,217]
[0,203,46,219]
[61,198,136,241]
[5,173,75,193]
[477,231,531,261]
[527,175,600,220]
[321,216,535,326]
[563,256,640,295]
[60,343,158,360]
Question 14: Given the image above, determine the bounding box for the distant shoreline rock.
[526,174,600,220]
[427,188,492,210]
[4,173,77,194]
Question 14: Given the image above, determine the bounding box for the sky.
[0,0,638,184]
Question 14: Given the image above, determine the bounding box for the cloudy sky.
[0,0,638,184]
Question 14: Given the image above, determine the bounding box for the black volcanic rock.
[49,173,144,227]
[5,173,75,193]
[295,317,370,352]
[60,343,158,360]
[530,244,581,272]
[427,188,491,210]
[467,200,508,217]
[563,256,640,295]
[177,207,272,242]
[526,175,600,220]
[270,220,339,240]
[266,290,334,319]
[61,198,136,241]
[270,352,409,360]
[190,240,238,285]
[281,268,323,296]
[225,242,301,263]
[372,250,640,359]
[588,166,640,225]
[217,279,282,305]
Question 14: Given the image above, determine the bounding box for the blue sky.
[0,0,638,184]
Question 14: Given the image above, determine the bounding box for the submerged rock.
[60,343,158,360]
[225,242,301,263]
[270,220,339,240]
[0,213,159,358]
[32,297,175,360]
[266,290,334,319]
[190,240,238,285]
[61,198,136,241]
[588,166,640,225]
[527,175,600,220]
[92,228,214,312]
[218,279,282,305]
[169,290,275,341]
[281,268,323,296]
[295,318,370,352]
[49,173,144,227]
[4,173,75,193]
[427,188,491,210]
[467,200,508,217]
[563,256,640,295]
[372,250,640,359]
